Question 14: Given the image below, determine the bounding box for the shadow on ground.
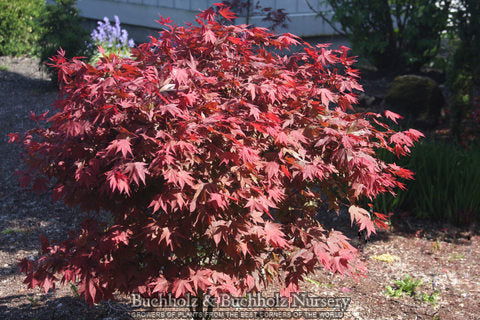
[0,293,132,320]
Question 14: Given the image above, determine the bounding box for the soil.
[0,56,479,320]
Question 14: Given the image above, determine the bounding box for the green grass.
[70,283,80,297]
[1,227,30,235]
[0,65,8,71]
[1,228,17,235]
[304,277,334,288]
[27,296,40,307]
[447,253,465,262]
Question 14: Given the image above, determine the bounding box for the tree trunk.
[190,292,214,320]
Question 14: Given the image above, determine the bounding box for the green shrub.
[38,0,90,82]
[370,141,480,226]
[0,0,45,56]
[310,0,450,72]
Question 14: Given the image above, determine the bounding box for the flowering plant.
[90,15,134,62]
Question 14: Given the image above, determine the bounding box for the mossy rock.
[385,75,444,125]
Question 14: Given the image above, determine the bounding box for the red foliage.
[11,6,422,305]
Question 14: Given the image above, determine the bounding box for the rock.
[385,75,444,126]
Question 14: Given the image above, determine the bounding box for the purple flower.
[91,15,135,49]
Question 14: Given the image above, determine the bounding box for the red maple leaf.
[124,162,148,186]
[348,205,376,238]
[172,68,189,85]
[106,139,133,159]
[203,29,217,44]
[107,170,130,195]
[189,269,212,291]
[384,110,404,123]
[218,7,238,21]
[264,222,289,248]
[172,279,195,298]
[152,276,169,294]
[317,88,335,107]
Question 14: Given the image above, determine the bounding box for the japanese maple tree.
[11,4,422,310]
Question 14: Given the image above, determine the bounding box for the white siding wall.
[84,0,319,12]
[77,0,338,37]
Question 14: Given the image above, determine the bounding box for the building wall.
[76,0,338,38]
[104,0,322,13]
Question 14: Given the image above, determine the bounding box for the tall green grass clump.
[371,141,480,226]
